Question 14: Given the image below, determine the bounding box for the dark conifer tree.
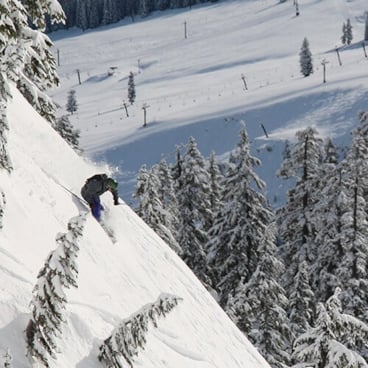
[346,18,353,45]
[342,22,347,44]
[66,89,78,115]
[128,72,136,105]
[277,127,323,285]
[299,37,313,77]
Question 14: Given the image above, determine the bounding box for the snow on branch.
[0,190,6,229]
[25,214,86,367]
[98,293,183,368]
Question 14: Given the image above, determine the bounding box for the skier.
[81,174,119,221]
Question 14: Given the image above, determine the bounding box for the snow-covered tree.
[310,166,347,301]
[98,294,182,368]
[277,127,323,284]
[153,160,181,251]
[299,37,313,77]
[128,72,136,105]
[288,261,315,337]
[0,71,13,172]
[134,164,181,254]
[207,125,273,307]
[323,138,339,165]
[26,214,86,367]
[336,137,368,323]
[207,151,224,231]
[292,288,368,368]
[66,89,78,115]
[176,137,212,287]
[0,0,65,124]
[0,190,6,230]
[228,224,292,368]
[155,159,179,219]
[22,0,65,30]
[54,115,81,152]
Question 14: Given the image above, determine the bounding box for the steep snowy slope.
[0,86,270,367]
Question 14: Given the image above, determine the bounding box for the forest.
[133,117,368,368]
[50,0,219,30]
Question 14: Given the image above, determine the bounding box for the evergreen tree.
[134,164,181,254]
[229,224,292,368]
[207,126,273,307]
[346,18,353,45]
[66,89,78,115]
[22,0,65,30]
[0,190,6,230]
[0,107,12,172]
[87,0,100,29]
[292,288,368,368]
[288,261,315,337]
[128,71,136,105]
[1,0,64,169]
[26,214,86,367]
[207,151,224,232]
[98,294,182,368]
[341,22,347,45]
[175,137,212,287]
[308,138,341,301]
[323,138,339,165]
[277,127,323,284]
[102,0,119,25]
[299,37,313,77]
[75,0,88,30]
[154,159,181,250]
[337,133,368,323]
[311,165,348,301]
[1,0,64,123]
[54,115,81,152]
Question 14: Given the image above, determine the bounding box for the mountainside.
[50,0,368,206]
[0,86,270,367]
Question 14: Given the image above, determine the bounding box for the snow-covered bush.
[98,293,183,368]
[26,214,86,367]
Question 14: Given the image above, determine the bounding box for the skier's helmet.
[107,178,118,190]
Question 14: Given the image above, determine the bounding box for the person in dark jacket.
[81,174,119,221]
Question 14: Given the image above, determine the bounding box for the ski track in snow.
[153,328,214,366]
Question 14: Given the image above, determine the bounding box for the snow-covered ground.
[0,86,270,367]
[50,0,368,206]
